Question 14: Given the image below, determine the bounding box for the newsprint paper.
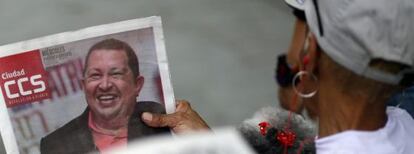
[0,16,175,154]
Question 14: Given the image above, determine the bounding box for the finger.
[176,100,191,112]
[175,99,190,107]
[141,112,179,128]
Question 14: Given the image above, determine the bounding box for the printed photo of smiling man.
[40,38,170,154]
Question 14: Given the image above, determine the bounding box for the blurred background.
[0,0,294,152]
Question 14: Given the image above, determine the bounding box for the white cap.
[285,0,306,11]
[304,0,414,85]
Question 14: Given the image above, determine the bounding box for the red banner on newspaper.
[0,50,50,107]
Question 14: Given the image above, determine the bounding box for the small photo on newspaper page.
[0,16,175,154]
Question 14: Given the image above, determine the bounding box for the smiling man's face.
[83,49,143,120]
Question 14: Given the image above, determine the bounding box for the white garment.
[316,107,414,154]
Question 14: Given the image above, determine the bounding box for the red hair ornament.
[258,122,270,136]
[277,130,297,147]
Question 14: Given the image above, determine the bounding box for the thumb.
[141,112,178,128]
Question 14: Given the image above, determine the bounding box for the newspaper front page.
[0,16,175,154]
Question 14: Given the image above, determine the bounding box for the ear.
[304,33,320,73]
[287,18,308,67]
[135,76,145,95]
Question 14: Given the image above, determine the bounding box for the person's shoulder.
[40,112,92,154]
[42,116,84,140]
[41,117,81,143]
[387,106,414,123]
[136,101,166,114]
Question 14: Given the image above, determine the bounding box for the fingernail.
[142,112,153,121]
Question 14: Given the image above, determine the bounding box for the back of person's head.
[304,0,414,103]
[84,38,140,78]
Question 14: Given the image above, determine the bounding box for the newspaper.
[0,16,175,154]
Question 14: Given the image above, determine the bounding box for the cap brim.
[285,0,305,10]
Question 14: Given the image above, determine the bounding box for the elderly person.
[288,0,414,153]
[142,0,414,153]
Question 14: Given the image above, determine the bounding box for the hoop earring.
[292,71,318,98]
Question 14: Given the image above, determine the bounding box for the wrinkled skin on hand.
[141,100,210,134]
